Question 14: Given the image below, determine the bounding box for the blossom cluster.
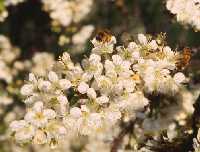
[0,35,23,115]
[0,35,21,83]
[58,24,95,55]
[10,33,188,150]
[0,35,57,124]
[30,52,55,77]
[41,0,95,54]
[0,35,59,151]
[166,0,200,31]
[41,0,93,27]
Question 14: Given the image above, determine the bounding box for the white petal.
[112,55,122,65]
[48,71,59,82]
[38,80,52,92]
[10,120,27,132]
[57,95,68,104]
[173,72,185,84]
[77,82,89,94]
[81,105,90,113]
[89,54,101,63]
[15,125,35,143]
[59,79,71,90]
[20,84,34,96]
[33,130,47,144]
[70,107,82,118]
[96,96,109,105]
[24,111,35,122]
[138,34,147,44]
[87,88,96,99]
[29,73,37,83]
[149,40,158,50]
[33,101,44,112]
[43,109,56,119]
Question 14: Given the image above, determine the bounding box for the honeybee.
[95,29,112,43]
[176,47,191,70]
[115,0,124,8]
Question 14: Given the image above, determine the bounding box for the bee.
[176,47,191,70]
[95,29,112,43]
[115,0,124,8]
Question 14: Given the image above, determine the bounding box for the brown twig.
[110,119,136,152]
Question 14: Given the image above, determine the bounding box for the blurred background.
[0,0,199,57]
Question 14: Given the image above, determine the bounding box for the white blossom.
[20,84,34,96]
[70,107,82,118]
[24,102,56,128]
[173,72,186,84]
[96,96,109,105]
[166,0,200,31]
[138,34,148,44]
[87,88,97,99]
[77,82,89,94]
[48,71,59,83]
[59,79,72,90]
[10,33,188,149]
[38,80,52,92]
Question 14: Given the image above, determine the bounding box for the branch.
[110,119,136,152]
